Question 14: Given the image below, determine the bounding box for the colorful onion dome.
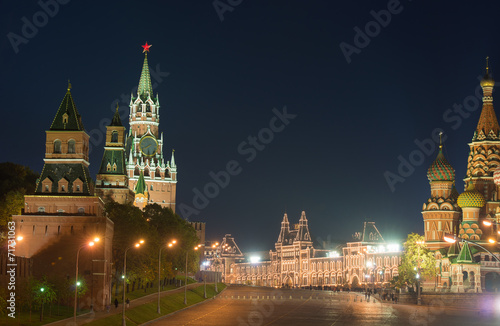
[494,167,500,186]
[427,149,455,182]
[457,181,486,208]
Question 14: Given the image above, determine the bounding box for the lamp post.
[184,244,202,305]
[74,237,100,324]
[444,234,500,263]
[157,240,176,314]
[212,242,220,293]
[123,240,145,326]
[415,240,425,306]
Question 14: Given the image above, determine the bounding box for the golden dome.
[481,56,495,87]
[457,181,485,208]
[481,72,495,87]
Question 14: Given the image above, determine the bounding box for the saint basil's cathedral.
[423,60,500,292]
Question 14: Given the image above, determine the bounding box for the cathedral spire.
[474,57,499,141]
[137,42,153,99]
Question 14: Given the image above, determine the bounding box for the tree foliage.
[0,162,38,240]
[106,202,200,289]
[397,233,436,289]
[32,277,57,306]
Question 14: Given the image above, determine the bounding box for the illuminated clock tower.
[126,42,177,211]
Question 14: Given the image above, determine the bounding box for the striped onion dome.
[493,167,500,186]
[427,149,455,182]
[457,181,485,208]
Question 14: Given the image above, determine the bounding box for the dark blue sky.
[2,1,500,252]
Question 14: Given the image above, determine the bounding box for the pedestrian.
[126,298,130,308]
[114,298,118,309]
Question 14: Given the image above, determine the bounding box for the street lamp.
[184,244,202,305]
[74,237,100,324]
[415,240,425,306]
[123,239,145,326]
[443,234,500,263]
[157,239,176,314]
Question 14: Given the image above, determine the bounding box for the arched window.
[58,225,61,235]
[68,140,75,153]
[78,207,85,214]
[45,225,48,235]
[111,131,118,143]
[33,225,36,235]
[38,207,45,213]
[54,140,61,153]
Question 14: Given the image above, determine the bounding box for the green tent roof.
[135,171,147,195]
[50,86,84,131]
[457,242,475,264]
[137,54,153,99]
[110,106,123,126]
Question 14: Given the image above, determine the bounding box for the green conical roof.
[137,54,153,99]
[447,241,461,257]
[457,242,475,263]
[50,85,84,131]
[135,171,147,195]
[110,106,123,126]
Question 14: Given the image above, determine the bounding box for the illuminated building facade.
[125,44,177,210]
[226,212,401,288]
[423,60,500,292]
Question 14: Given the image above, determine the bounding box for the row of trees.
[0,276,87,320]
[105,201,200,297]
[0,162,38,241]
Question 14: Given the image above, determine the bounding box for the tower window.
[107,163,111,172]
[33,225,35,235]
[45,225,48,235]
[78,207,85,214]
[54,140,61,153]
[38,207,45,213]
[62,113,68,124]
[68,140,75,154]
[111,131,119,143]
[71,226,74,235]
[76,185,81,192]
[58,225,61,235]
[150,184,153,191]
[113,163,117,172]
[45,185,49,192]
[61,185,65,192]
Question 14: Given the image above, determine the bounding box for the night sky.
[2,1,500,253]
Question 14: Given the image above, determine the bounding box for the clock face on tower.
[139,136,158,156]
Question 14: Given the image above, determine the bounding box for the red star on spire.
[142,42,152,53]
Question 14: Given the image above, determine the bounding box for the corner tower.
[13,84,114,311]
[125,43,177,211]
[422,135,461,250]
[96,106,135,204]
